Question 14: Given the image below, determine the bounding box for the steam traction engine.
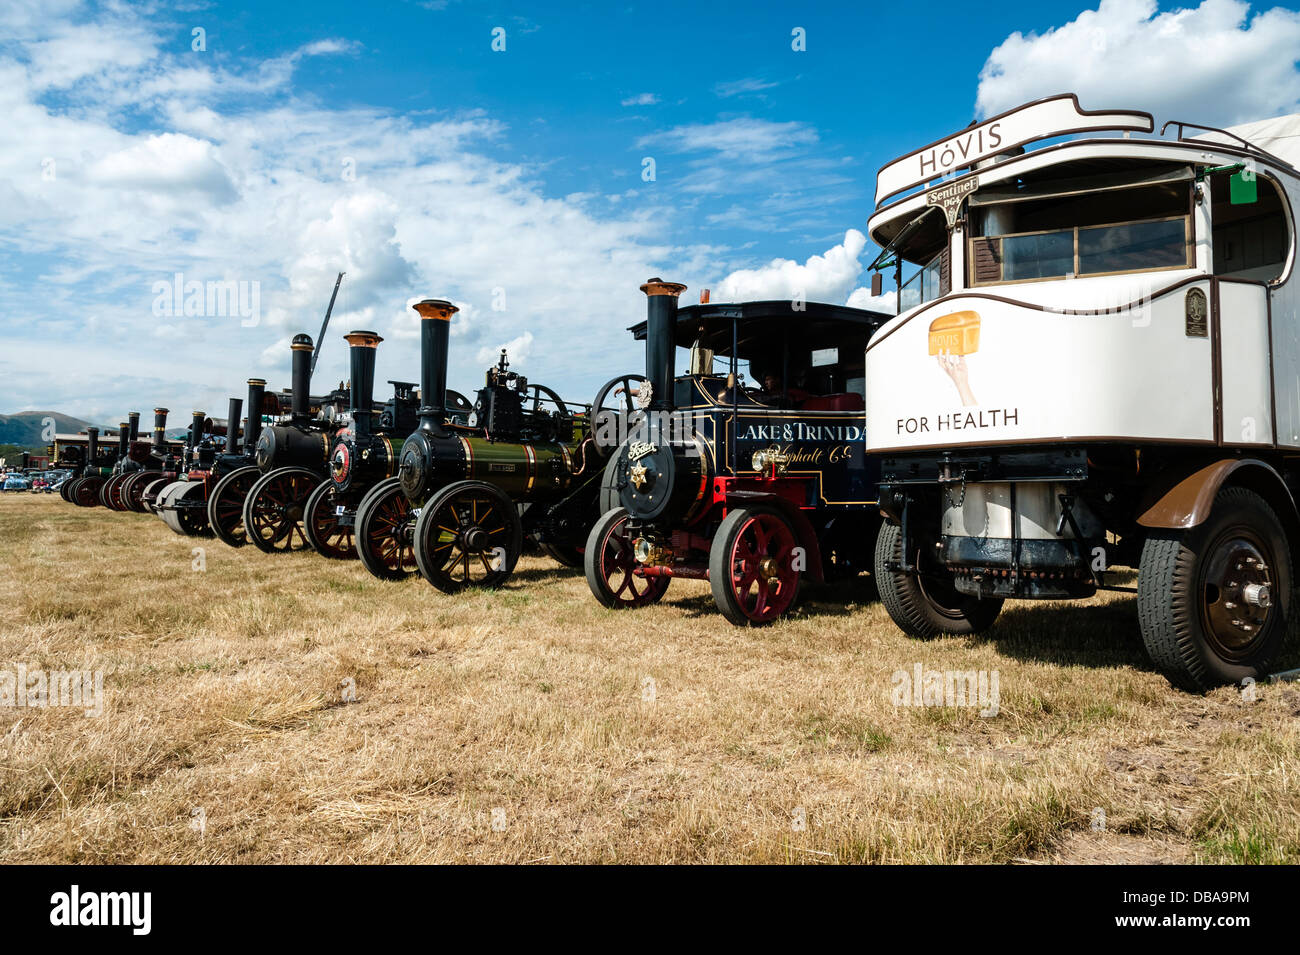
[302,330,429,559]
[65,426,117,507]
[352,299,620,589]
[204,379,277,546]
[584,280,889,625]
[239,334,351,553]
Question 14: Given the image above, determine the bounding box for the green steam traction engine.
[352,298,629,590]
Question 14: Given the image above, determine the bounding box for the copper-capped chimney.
[245,379,265,450]
[291,334,314,425]
[152,408,169,454]
[345,330,383,439]
[412,300,458,431]
[128,411,141,442]
[640,278,687,412]
[225,397,244,454]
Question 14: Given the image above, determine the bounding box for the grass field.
[1,492,1298,864]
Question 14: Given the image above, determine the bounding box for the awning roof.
[629,299,891,356]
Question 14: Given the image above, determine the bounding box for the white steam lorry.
[864,94,1300,691]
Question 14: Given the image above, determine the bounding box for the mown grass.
[0,493,1297,864]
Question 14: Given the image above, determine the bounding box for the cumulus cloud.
[713,230,867,303]
[477,331,534,367]
[976,0,1300,125]
[86,133,238,204]
[845,287,897,314]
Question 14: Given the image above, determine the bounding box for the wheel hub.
[1203,538,1272,648]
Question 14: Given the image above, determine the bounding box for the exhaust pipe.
[152,408,169,453]
[128,411,140,442]
[86,427,99,467]
[640,278,687,411]
[117,422,129,461]
[412,300,457,431]
[189,412,205,450]
[291,334,314,424]
[345,330,383,439]
[226,398,244,454]
[245,379,265,450]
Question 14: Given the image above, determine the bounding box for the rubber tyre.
[708,506,802,626]
[356,477,420,580]
[1137,486,1292,692]
[873,521,1003,638]
[304,479,357,559]
[583,506,670,609]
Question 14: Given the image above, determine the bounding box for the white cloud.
[713,230,867,303]
[845,287,897,314]
[641,117,817,160]
[713,77,779,98]
[477,331,534,367]
[86,133,238,204]
[620,92,659,106]
[976,0,1300,125]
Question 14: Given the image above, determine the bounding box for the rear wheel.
[873,521,1003,638]
[122,471,159,512]
[541,542,583,568]
[304,480,356,559]
[72,477,104,507]
[709,506,802,625]
[584,507,670,609]
[356,477,420,580]
[413,480,523,593]
[105,473,131,511]
[1138,486,1292,691]
[207,466,260,547]
[243,467,321,553]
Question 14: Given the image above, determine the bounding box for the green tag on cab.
[1230,169,1258,205]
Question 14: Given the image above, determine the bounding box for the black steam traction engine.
[350,298,629,589]
[300,329,446,560]
[583,280,890,625]
[64,425,119,506]
[106,409,192,513]
[154,393,267,536]
[235,333,356,553]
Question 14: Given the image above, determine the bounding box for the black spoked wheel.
[207,466,260,547]
[590,375,645,459]
[873,521,1003,638]
[583,507,670,609]
[304,480,357,559]
[1138,486,1292,691]
[243,467,322,553]
[356,477,420,580]
[541,541,584,568]
[122,471,159,512]
[413,480,523,593]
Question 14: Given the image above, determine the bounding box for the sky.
[2,0,1299,423]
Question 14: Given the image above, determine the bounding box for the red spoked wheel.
[206,466,260,547]
[304,479,357,559]
[242,467,321,553]
[583,507,671,609]
[709,506,802,626]
[73,477,105,507]
[105,473,132,511]
[356,477,420,580]
[122,471,159,512]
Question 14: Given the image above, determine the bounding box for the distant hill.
[0,411,102,446]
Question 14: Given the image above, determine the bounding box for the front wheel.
[1138,486,1292,691]
[304,480,357,559]
[242,467,321,553]
[709,506,802,626]
[207,466,260,547]
[873,521,1003,638]
[584,507,670,609]
[413,480,524,593]
[356,477,420,580]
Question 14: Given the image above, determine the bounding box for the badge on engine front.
[1185,288,1208,338]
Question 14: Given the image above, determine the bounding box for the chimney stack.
[412,300,457,431]
[640,278,687,412]
[291,334,314,424]
[345,330,383,439]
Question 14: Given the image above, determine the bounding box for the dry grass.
[1,492,1298,864]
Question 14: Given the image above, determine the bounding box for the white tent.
[1197,113,1300,169]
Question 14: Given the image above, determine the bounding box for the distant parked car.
[2,475,31,492]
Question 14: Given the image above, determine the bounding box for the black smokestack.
[412,300,458,430]
[86,427,99,467]
[640,279,686,411]
[128,411,140,442]
[345,330,383,439]
[190,412,205,450]
[226,398,244,454]
[245,379,265,451]
[117,422,129,461]
[291,333,314,424]
[152,408,168,453]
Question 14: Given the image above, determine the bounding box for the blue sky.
[2,0,1299,422]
